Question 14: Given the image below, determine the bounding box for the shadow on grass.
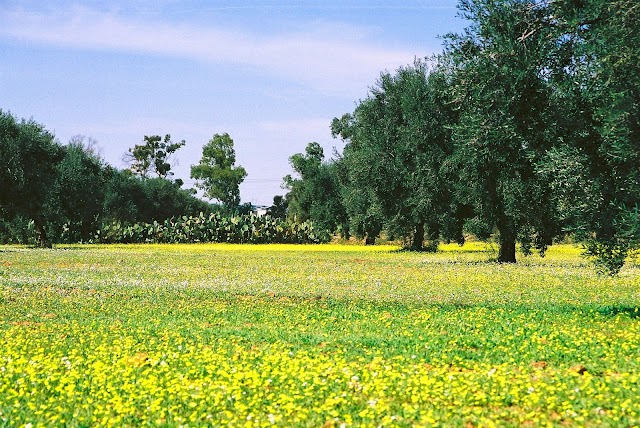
[594,305,640,319]
[0,245,90,252]
[218,292,640,320]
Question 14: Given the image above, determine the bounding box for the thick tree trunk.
[34,219,51,248]
[497,229,516,263]
[365,235,376,245]
[410,222,425,250]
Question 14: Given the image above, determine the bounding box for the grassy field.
[1,243,639,427]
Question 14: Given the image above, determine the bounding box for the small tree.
[267,195,288,219]
[283,142,347,236]
[126,134,185,178]
[190,133,247,210]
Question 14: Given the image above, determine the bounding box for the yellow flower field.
[0,243,639,426]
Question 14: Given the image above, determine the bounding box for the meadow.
[1,243,639,427]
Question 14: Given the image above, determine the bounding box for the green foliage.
[582,204,640,275]
[47,139,107,243]
[284,143,347,236]
[191,133,247,209]
[94,212,327,244]
[0,112,213,244]
[542,0,640,272]
[267,195,288,219]
[0,216,35,245]
[126,134,185,178]
[0,110,64,247]
[332,60,460,249]
[320,0,639,271]
[442,0,564,262]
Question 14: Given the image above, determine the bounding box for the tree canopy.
[332,60,461,250]
[126,134,185,179]
[0,110,63,246]
[283,142,346,238]
[284,0,639,272]
[0,111,212,245]
[190,133,247,210]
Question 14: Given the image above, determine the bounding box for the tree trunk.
[424,221,440,253]
[365,235,376,245]
[34,219,51,248]
[340,222,350,240]
[411,222,425,250]
[497,229,516,263]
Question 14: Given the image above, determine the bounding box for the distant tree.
[47,137,107,242]
[138,177,213,221]
[267,195,288,219]
[103,169,212,224]
[283,142,347,237]
[190,133,247,210]
[0,110,63,247]
[236,202,255,216]
[126,134,185,178]
[102,169,145,224]
[339,181,383,245]
[0,112,215,244]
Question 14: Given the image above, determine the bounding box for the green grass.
[0,243,639,426]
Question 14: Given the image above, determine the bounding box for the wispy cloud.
[0,5,424,95]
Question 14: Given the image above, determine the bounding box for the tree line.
[0,113,249,247]
[1,0,637,272]
[283,0,639,273]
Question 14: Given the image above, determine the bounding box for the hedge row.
[93,212,328,244]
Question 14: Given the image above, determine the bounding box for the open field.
[1,243,639,427]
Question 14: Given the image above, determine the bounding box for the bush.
[93,212,328,244]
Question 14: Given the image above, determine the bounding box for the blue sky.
[0,0,465,205]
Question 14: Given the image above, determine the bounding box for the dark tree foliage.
[0,111,213,244]
[283,142,347,238]
[267,195,288,219]
[103,170,212,225]
[539,0,640,273]
[332,152,383,245]
[442,0,564,262]
[332,60,461,250]
[0,110,63,247]
[47,139,107,242]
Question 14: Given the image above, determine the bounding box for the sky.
[0,0,466,206]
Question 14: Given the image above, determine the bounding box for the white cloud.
[0,5,422,95]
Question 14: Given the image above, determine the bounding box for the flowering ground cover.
[0,243,639,427]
